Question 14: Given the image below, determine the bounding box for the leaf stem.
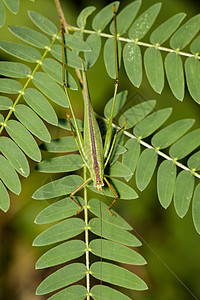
[68,26,200,59]
[0,32,60,135]
[83,165,90,299]
[97,114,200,180]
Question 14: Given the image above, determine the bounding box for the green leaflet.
[0,41,41,62]
[169,128,200,159]
[128,3,161,39]
[119,100,156,129]
[109,142,127,165]
[77,6,96,28]
[36,154,83,173]
[48,285,87,300]
[157,160,176,208]
[35,197,84,224]
[14,104,51,142]
[84,33,101,69]
[0,78,22,94]
[28,11,58,36]
[91,285,132,300]
[104,37,121,79]
[72,31,84,55]
[0,96,13,110]
[107,161,132,178]
[36,263,86,295]
[23,88,58,126]
[185,57,200,103]
[0,61,31,78]
[0,0,5,27]
[0,180,10,212]
[58,117,84,132]
[90,239,146,265]
[109,1,141,35]
[190,35,200,54]
[192,184,200,234]
[134,108,172,138]
[165,52,184,101]
[0,155,21,194]
[40,136,78,153]
[3,0,19,14]
[92,1,119,31]
[123,42,142,88]
[170,14,200,50]
[89,218,141,246]
[8,25,50,48]
[122,138,140,178]
[32,72,68,107]
[5,120,41,162]
[33,218,85,246]
[51,44,82,69]
[89,198,132,230]
[0,114,3,123]
[152,119,195,149]
[32,175,84,199]
[91,262,148,291]
[187,150,200,170]
[41,58,78,90]
[104,90,127,119]
[0,136,29,177]
[174,170,194,218]
[150,13,186,45]
[144,47,164,94]
[136,148,158,191]
[89,177,138,200]
[64,33,91,52]
[36,240,85,269]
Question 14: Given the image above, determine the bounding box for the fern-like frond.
[66,2,200,103]
[0,9,86,209]
[1,2,200,299]
[110,98,200,233]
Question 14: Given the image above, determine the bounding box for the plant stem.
[83,165,90,299]
[0,32,60,135]
[68,26,200,59]
[97,114,200,180]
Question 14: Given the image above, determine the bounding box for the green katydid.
[55,0,125,215]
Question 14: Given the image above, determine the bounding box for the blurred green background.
[0,0,200,299]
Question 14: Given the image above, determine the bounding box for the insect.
[55,0,125,215]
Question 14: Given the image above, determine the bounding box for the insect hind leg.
[70,178,91,215]
[104,177,118,216]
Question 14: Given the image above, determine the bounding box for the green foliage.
[1,0,200,299]
[0,0,19,27]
